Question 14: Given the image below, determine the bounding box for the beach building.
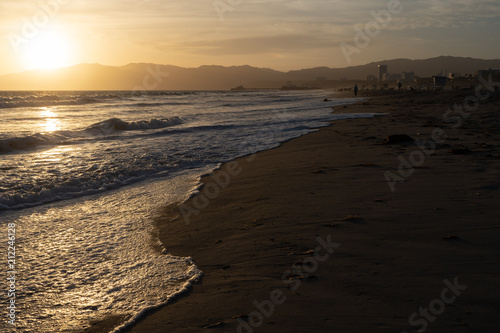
[402,71,415,82]
[432,75,447,88]
[477,69,500,80]
[378,65,387,82]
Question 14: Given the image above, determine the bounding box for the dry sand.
[120,89,500,333]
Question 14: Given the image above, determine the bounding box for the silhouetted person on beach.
[354,84,358,97]
[397,82,402,90]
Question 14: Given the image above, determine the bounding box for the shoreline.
[117,89,500,332]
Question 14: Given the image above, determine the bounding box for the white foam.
[110,262,203,333]
[0,168,210,333]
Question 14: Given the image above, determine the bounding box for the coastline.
[120,89,500,332]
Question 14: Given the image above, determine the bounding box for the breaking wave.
[0,117,182,154]
[0,93,121,109]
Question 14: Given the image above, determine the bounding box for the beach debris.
[241,218,268,229]
[233,314,249,321]
[383,134,415,144]
[336,214,363,222]
[214,239,223,244]
[313,166,338,174]
[251,219,264,226]
[289,250,315,256]
[203,321,225,329]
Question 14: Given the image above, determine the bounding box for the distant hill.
[1,56,499,90]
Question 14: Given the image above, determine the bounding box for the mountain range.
[1,56,499,90]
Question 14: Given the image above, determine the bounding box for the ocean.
[0,90,371,332]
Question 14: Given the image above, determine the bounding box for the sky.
[1,0,499,75]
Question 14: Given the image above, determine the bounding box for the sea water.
[0,90,372,332]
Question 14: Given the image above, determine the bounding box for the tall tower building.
[378,65,388,82]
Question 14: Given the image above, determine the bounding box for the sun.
[22,29,74,70]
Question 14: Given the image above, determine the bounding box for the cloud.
[0,0,499,74]
[170,34,335,56]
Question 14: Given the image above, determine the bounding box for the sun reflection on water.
[40,107,61,133]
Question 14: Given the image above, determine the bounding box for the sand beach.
[118,89,500,333]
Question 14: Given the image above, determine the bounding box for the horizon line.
[4,55,500,76]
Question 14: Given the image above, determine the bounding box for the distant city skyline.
[1,56,498,91]
[1,0,499,75]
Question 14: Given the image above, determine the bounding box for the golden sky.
[1,0,499,75]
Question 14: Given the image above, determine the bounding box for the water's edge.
[108,102,377,333]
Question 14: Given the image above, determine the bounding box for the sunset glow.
[1,0,499,75]
[22,29,74,70]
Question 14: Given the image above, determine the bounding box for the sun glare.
[22,30,74,70]
[40,107,61,132]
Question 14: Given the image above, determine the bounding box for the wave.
[0,167,167,211]
[0,93,122,109]
[0,132,72,154]
[0,117,183,154]
[0,98,99,109]
[85,117,183,133]
[134,102,190,107]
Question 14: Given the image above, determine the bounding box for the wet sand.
[123,89,500,333]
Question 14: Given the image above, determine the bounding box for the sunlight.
[40,107,56,118]
[22,29,74,70]
[40,107,61,132]
[44,119,60,132]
